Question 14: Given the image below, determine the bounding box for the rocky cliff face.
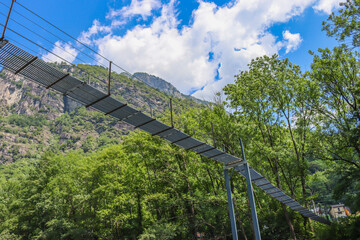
[133,72,182,98]
[0,70,70,118]
[0,63,204,164]
[132,72,208,104]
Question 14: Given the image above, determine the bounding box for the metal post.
[170,98,173,128]
[240,138,261,240]
[108,61,112,95]
[211,122,216,148]
[1,0,16,40]
[224,168,238,240]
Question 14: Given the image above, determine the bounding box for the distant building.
[329,204,348,219]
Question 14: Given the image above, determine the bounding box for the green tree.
[224,54,318,239]
[309,47,360,168]
[0,131,244,239]
[323,0,360,48]
[315,215,360,240]
[138,222,177,240]
[309,46,360,211]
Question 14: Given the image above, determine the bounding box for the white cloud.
[313,0,342,14]
[81,0,316,101]
[108,0,162,20]
[42,41,78,64]
[78,20,112,45]
[282,30,302,53]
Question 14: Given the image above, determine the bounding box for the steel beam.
[262,185,275,191]
[105,103,127,115]
[171,135,191,144]
[282,199,294,204]
[197,147,215,155]
[64,81,85,96]
[225,159,244,167]
[257,182,271,187]
[118,111,140,121]
[46,73,69,89]
[252,176,265,182]
[86,95,110,108]
[15,56,37,74]
[152,127,173,136]
[224,168,238,240]
[186,142,206,151]
[134,119,156,129]
[240,139,261,240]
[209,152,226,159]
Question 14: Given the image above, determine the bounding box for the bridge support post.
[1,0,16,41]
[169,98,173,127]
[108,61,112,95]
[224,167,238,240]
[240,138,261,240]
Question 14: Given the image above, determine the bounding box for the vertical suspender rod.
[211,122,216,148]
[170,98,174,128]
[1,0,16,40]
[108,61,112,95]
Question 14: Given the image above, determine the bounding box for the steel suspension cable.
[11,1,143,82]
[0,1,108,68]
[1,0,155,86]
[1,24,73,65]
[14,1,112,62]
[1,24,109,85]
[6,35,56,63]
[0,11,90,65]
[0,40,114,103]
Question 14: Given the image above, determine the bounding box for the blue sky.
[1,0,341,100]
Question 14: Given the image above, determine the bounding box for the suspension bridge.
[0,1,330,239]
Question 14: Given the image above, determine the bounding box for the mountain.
[0,63,205,164]
[131,72,208,104]
[132,72,182,97]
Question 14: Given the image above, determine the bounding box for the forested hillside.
[0,63,203,164]
[0,1,360,239]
